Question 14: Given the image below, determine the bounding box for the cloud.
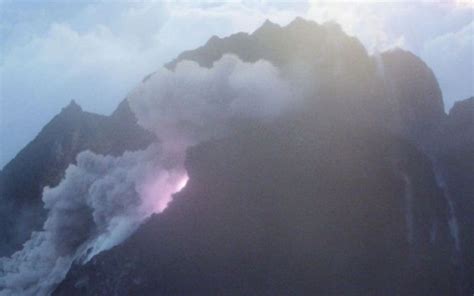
[455,0,474,8]
[422,21,474,110]
[129,55,293,147]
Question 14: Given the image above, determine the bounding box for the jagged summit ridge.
[165,17,444,148]
[252,18,281,35]
[449,96,474,125]
[62,99,82,113]
[166,17,366,70]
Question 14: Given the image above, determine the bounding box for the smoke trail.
[0,145,186,296]
[0,55,292,295]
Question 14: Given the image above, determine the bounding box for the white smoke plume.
[130,55,293,148]
[0,145,186,296]
[0,55,292,295]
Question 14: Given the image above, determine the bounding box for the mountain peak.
[253,19,280,35]
[448,96,474,125]
[111,99,139,124]
[206,35,221,45]
[62,100,82,113]
[287,16,319,30]
[289,16,307,25]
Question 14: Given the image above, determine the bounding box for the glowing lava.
[142,170,189,214]
[175,173,189,193]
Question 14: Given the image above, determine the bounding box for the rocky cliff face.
[0,100,155,256]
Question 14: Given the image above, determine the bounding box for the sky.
[0,0,473,168]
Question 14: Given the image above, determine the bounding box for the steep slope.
[0,100,155,255]
[379,49,446,148]
[435,97,474,292]
[54,121,458,296]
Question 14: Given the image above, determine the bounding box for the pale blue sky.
[0,0,473,168]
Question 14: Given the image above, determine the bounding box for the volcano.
[1,18,472,296]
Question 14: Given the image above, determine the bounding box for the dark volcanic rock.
[379,49,446,148]
[0,99,155,256]
[435,97,474,293]
[54,119,458,296]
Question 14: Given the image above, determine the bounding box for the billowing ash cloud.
[0,55,292,295]
[0,145,186,296]
[129,55,292,147]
